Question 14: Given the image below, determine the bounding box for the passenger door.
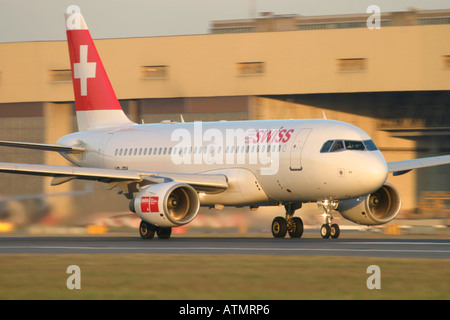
[290,128,312,171]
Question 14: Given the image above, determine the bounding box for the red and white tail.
[65,10,134,131]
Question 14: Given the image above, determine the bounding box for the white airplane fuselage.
[58,118,388,207]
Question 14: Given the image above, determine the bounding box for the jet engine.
[130,181,200,227]
[337,183,401,225]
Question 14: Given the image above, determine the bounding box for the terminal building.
[0,9,449,224]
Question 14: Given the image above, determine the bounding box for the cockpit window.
[320,140,334,153]
[344,140,365,150]
[363,139,378,151]
[330,140,345,152]
[320,139,378,153]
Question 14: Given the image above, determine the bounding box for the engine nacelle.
[130,181,200,227]
[337,183,401,225]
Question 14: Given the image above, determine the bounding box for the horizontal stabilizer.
[0,141,84,153]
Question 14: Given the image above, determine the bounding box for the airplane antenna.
[322,111,327,120]
[180,114,185,123]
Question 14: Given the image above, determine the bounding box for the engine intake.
[131,181,200,227]
[337,182,401,225]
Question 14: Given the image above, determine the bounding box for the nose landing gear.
[318,200,340,239]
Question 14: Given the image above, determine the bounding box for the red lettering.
[267,129,278,143]
[265,130,271,143]
[278,129,287,142]
[273,128,282,143]
[261,129,270,143]
[248,127,294,144]
[282,129,294,143]
[255,130,261,143]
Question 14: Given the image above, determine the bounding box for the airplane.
[0,9,449,240]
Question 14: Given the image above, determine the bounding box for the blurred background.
[0,1,449,236]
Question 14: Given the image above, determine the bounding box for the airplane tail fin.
[65,9,134,131]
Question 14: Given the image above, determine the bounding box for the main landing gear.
[318,199,340,239]
[271,200,341,239]
[139,220,172,240]
[271,203,304,238]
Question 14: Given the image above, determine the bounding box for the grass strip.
[0,254,448,299]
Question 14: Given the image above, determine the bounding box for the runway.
[1,236,449,258]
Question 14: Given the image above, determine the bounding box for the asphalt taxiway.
[0,236,449,259]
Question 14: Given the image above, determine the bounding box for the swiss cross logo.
[73,45,96,96]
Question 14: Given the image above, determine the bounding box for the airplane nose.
[364,153,388,192]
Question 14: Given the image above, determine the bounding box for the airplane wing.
[0,162,228,192]
[0,141,84,153]
[387,155,450,176]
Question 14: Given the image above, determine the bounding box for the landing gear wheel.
[272,217,287,238]
[157,227,172,239]
[288,217,304,238]
[320,224,331,239]
[330,223,340,239]
[139,221,155,239]
[318,200,340,239]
